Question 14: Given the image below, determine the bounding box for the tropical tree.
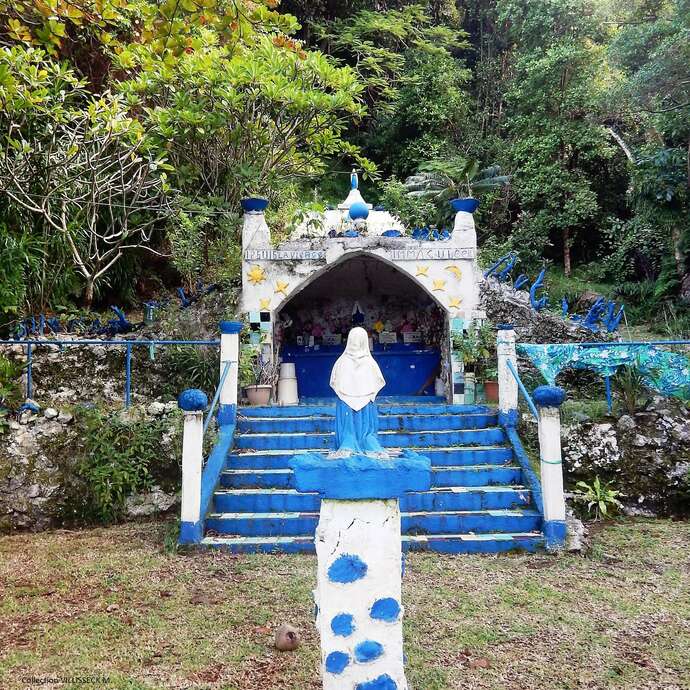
[498,0,615,274]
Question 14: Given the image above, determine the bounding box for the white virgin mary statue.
[330,327,386,455]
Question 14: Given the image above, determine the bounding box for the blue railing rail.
[198,356,239,522]
[506,359,539,419]
[540,340,690,348]
[518,339,690,411]
[0,338,220,408]
[203,359,233,436]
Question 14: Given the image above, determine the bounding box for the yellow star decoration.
[259,297,272,310]
[274,280,289,297]
[415,265,429,277]
[247,265,267,285]
[445,265,463,280]
[448,296,463,309]
[432,279,447,292]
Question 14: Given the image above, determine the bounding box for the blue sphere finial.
[178,389,208,412]
[349,201,369,220]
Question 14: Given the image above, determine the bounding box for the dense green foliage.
[62,407,178,523]
[0,0,688,331]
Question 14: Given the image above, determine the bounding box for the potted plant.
[482,365,499,403]
[239,346,280,405]
[404,156,509,216]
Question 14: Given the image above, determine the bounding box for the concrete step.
[218,464,522,489]
[237,412,498,434]
[234,427,506,451]
[200,532,544,554]
[205,509,542,538]
[212,486,533,513]
[228,446,514,470]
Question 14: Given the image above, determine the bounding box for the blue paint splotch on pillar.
[369,598,401,623]
[355,674,398,690]
[354,640,384,663]
[328,554,368,583]
[325,651,350,675]
[331,613,356,637]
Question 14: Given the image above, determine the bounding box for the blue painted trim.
[498,408,519,428]
[497,324,514,331]
[179,520,203,544]
[217,403,236,427]
[290,450,431,499]
[503,425,544,516]
[26,343,33,399]
[1,339,220,346]
[533,385,566,408]
[124,343,132,408]
[506,360,539,419]
[328,554,368,583]
[178,388,208,411]
[354,640,384,663]
[220,321,243,334]
[200,424,235,519]
[544,520,567,550]
[203,361,233,434]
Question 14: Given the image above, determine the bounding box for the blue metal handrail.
[0,338,220,407]
[506,359,539,419]
[203,359,233,436]
[539,340,690,348]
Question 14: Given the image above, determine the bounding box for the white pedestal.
[315,499,407,690]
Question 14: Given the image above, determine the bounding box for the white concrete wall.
[240,212,481,323]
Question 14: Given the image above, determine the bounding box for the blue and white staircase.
[201,400,545,553]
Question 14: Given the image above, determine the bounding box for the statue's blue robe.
[334,399,386,454]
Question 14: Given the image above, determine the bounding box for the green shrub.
[162,345,218,397]
[574,476,623,521]
[0,355,24,411]
[63,408,173,524]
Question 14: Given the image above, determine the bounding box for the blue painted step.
[205,509,541,538]
[218,464,522,489]
[228,446,514,470]
[200,532,544,554]
[235,427,506,450]
[212,486,532,513]
[238,403,492,418]
[237,413,498,434]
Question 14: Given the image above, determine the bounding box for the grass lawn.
[1,519,689,690]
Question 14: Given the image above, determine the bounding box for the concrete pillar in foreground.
[291,453,430,690]
[496,324,518,426]
[219,321,242,426]
[533,385,567,550]
[178,388,208,544]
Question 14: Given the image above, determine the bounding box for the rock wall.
[480,279,611,344]
[0,402,180,532]
[562,398,690,515]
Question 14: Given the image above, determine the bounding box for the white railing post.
[533,385,567,551]
[219,321,243,426]
[178,389,208,544]
[497,324,518,426]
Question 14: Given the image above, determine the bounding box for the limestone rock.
[274,624,300,651]
[124,486,177,518]
[565,508,589,553]
[57,411,73,424]
[44,408,59,420]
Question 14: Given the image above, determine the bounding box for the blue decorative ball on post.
[533,385,566,408]
[178,389,208,412]
[349,201,370,220]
